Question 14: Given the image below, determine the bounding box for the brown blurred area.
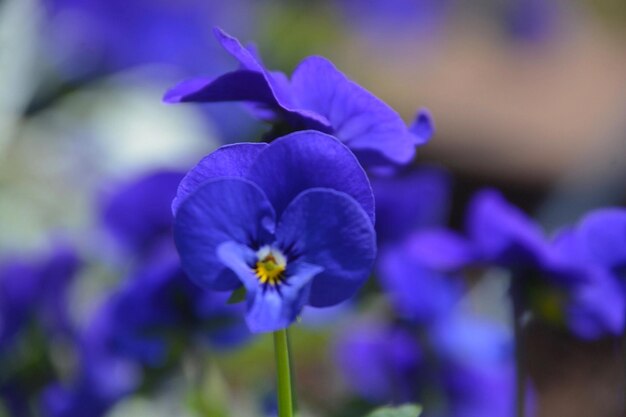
[526,323,625,417]
[337,7,626,188]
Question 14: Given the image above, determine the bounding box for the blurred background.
[0,0,625,416]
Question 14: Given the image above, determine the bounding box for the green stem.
[273,328,294,417]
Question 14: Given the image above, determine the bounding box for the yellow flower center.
[254,246,287,286]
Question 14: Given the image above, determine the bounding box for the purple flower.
[503,0,560,42]
[164,28,433,170]
[0,244,80,416]
[373,167,451,245]
[43,0,253,76]
[378,230,474,324]
[0,244,80,351]
[100,170,185,259]
[173,131,377,332]
[553,209,626,337]
[467,190,624,338]
[575,208,626,274]
[334,316,515,417]
[335,322,421,404]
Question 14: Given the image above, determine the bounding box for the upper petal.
[174,178,275,291]
[172,142,268,214]
[247,130,375,224]
[276,188,377,307]
[290,56,418,166]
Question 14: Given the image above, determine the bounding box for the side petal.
[566,269,625,339]
[172,143,269,214]
[247,131,375,224]
[217,241,322,333]
[577,208,626,268]
[372,167,451,244]
[291,56,417,166]
[401,229,478,272]
[276,188,377,307]
[163,70,280,105]
[466,189,548,268]
[174,178,275,291]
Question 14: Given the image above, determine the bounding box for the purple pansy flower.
[576,208,626,276]
[378,229,476,324]
[335,322,421,404]
[0,244,80,351]
[88,252,250,367]
[173,130,377,332]
[0,244,80,417]
[334,316,515,417]
[100,170,185,259]
[372,166,451,245]
[164,28,433,170]
[43,0,254,76]
[466,189,624,338]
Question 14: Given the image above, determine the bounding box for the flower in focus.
[164,28,433,170]
[173,131,377,332]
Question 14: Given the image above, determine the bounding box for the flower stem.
[273,328,294,417]
[512,288,526,417]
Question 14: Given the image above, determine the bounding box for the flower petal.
[102,170,184,253]
[290,56,417,166]
[276,188,377,307]
[174,178,275,291]
[247,130,375,224]
[373,167,451,244]
[399,229,478,272]
[172,143,268,214]
[566,269,625,339]
[466,189,548,267]
[577,208,626,268]
[378,242,465,323]
[163,70,281,105]
[217,241,322,333]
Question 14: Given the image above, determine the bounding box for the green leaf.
[227,286,247,304]
[365,404,422,417]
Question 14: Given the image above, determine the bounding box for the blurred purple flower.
[0,244,80,351]
[164,28,433,170]
[335,317,515,417]
[373,167,451,245]
[503,0,560,42]
[0,244,80,416]
[89,253,250,367]
[100,170,185,260]
[467,190,624,338]
[43,0,253,76]
[337,0,450,40]
[378,230,474,324]
[173,131,376,332]
[335,322,421,403]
